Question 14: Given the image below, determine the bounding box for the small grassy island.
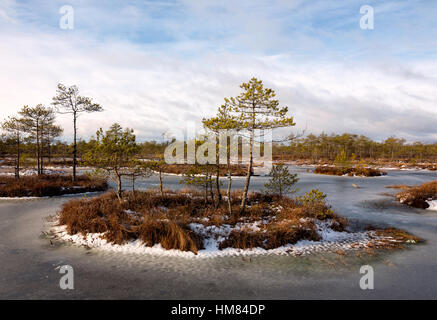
[312,150,387,177]
[0,174,108,198]
[314,165,387,177]
[54,189,419,255]
[392,181,437,210]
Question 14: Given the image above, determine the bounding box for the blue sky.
[1,0,437,142]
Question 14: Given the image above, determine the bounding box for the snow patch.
[426,200,437,211]
[0,168,68,176]
[51,220,392,259]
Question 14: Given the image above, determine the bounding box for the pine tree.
[84,123,138,202]
[224,78,295,212]
[334,149,349,168]
[147,155,167,197]
[1,116,26,179]
[202,104,240,213]
[124,159,153,192]
[43,124,63,164]
[52,84,103,181]
[264,163,299,197]
[180,164,215,204]
[19,105,56,175]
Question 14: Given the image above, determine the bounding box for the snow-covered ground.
[278,161,436,172]
[51,220,397,259]
[0,168,68,176]
[426,200,437,211]
[0,196,41,200]
[379,166,433,172]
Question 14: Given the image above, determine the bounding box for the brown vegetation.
[0,174,108,197]
[395,181,437,209]
[385,184,411,189]
[314,166,386,177]
[58,190,347,254]
[374,228,422,244]
[274,157,437,171]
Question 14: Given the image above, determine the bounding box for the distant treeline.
[0,137,169,165]
[2,132,437,166]
[273,133,437,162]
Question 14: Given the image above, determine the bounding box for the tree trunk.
[215,166,221,205]
[226,165,233,216]
[40,130,44,175]
[48,141,52,164]
[240,130,254,212]
[209,174,214,203]
[36,120,40,175]
[215,135,222,204]
[204,180,208,205]
[72,113,77,182]
[115,169,123,203]
[158,169,163,196]
[15,132,20,180]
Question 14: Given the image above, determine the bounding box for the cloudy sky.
[1,0,436,142]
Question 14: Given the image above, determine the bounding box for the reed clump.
[0,174,108,197]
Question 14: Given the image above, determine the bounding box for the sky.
[0,0,436,143]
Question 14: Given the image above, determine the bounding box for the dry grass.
[137,216,204,253]
[385,184,411,189]
[0,174,108,197]
[395,180,437,209]
[358,227,423,251]
[375,228,422,243]
[58,190,348,253]
[314,166,386,177]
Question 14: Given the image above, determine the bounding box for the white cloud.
[0,0,436,143]
[0,0,17,24]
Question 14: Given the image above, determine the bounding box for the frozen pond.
[1,167,436,299]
